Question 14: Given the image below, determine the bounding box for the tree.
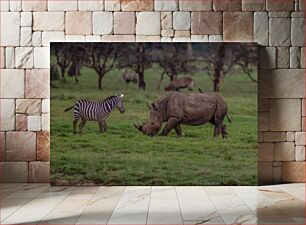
[195,43,257,92]
[67,44,87,83]
[151,43,198,90]
[51,43,72,82]
[117,43,153,90]
[87,43,119,90]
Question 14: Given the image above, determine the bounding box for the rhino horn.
[133,123,143,132]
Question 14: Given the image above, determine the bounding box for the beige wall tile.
[48,0,77,11]
[0,162,28,182]
[0,132,5,161]
[191,12,222,35]
[29,161,50,182]
[258,143,274,161]
[0,69,24,98]
[179,0,212,11]
[33,12,65,31]
[242,0,265,11]
[136,12,160,35]
[22,0,47,11]
[66,12,92,35]
[16,99,41,115]
[93,12,113,35]
[282,162,305,182]
[275,142,295,161]
[270,99,301,131]
[155,0,178,11]
[114,12,135,35]
[121,0,153,11]
[263,132,286,142]
[37,131,50,161]
[258,69,304,98]
[16,114,27,131]
[25,69,50,98]
[266,0,294,11]
[6,132,36,161]
[213,0,242,11]
[223,12,253,42]
[0,99,15,131]
[78,0,104,11]
[105,0,120,11]
[1,12,20,46]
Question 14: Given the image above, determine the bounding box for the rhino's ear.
[152,103,158,111]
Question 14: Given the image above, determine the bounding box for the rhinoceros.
[123,69,138,84]
[134,92,231,138]
[165,77,194,91]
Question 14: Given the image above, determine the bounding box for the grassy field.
[51,66,257,186]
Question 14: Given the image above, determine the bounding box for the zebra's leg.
[73,118,79,134]
[79,119,87,135]
[99,121,107,133]
[98,121,104,133]
[102,121,108,132]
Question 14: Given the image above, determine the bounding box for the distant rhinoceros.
[134,92,231,138]
[164,77,194,91]
[123,69,138,84]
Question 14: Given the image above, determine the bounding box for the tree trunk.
[98,74,103,90]
[187,43,193,58]
[213,44,225,92]
[60,68,65,82]
[137,43,146,90]
[138,71,146,90]
[213,76,221,92]
[157,71,165,90]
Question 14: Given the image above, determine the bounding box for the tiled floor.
[0,183,305,224]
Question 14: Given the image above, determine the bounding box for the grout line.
[174,186,185,225]
[75,186,100,224]
[37,186,74,223]
[106,186,126,225]
[202,186,226,225]
[145,186,152,225]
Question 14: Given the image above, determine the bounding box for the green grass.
[51,66,257,186]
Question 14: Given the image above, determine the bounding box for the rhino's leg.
[221,124,228,138]
[160,117,180,136]
[213,116,222,137]
[174,125,182,137]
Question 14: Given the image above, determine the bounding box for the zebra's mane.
[103,95,118,102]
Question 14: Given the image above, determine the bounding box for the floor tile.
[39,190,94,224]
[2,198,67,224]
[108,186,151,224]
[147,186,183,224]
[176,186,217,221]
[76,186,125,224]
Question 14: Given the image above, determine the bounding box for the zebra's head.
[115,94,125,114]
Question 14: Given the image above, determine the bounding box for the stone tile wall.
[0,0,305,184]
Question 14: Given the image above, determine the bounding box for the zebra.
[64,94,125,134]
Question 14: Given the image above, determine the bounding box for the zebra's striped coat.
[65,94,125,134]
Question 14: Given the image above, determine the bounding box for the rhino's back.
[165,92,218,125]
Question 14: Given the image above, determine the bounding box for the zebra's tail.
[64,105,74,112]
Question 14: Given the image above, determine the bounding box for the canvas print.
[50,42,257,186]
